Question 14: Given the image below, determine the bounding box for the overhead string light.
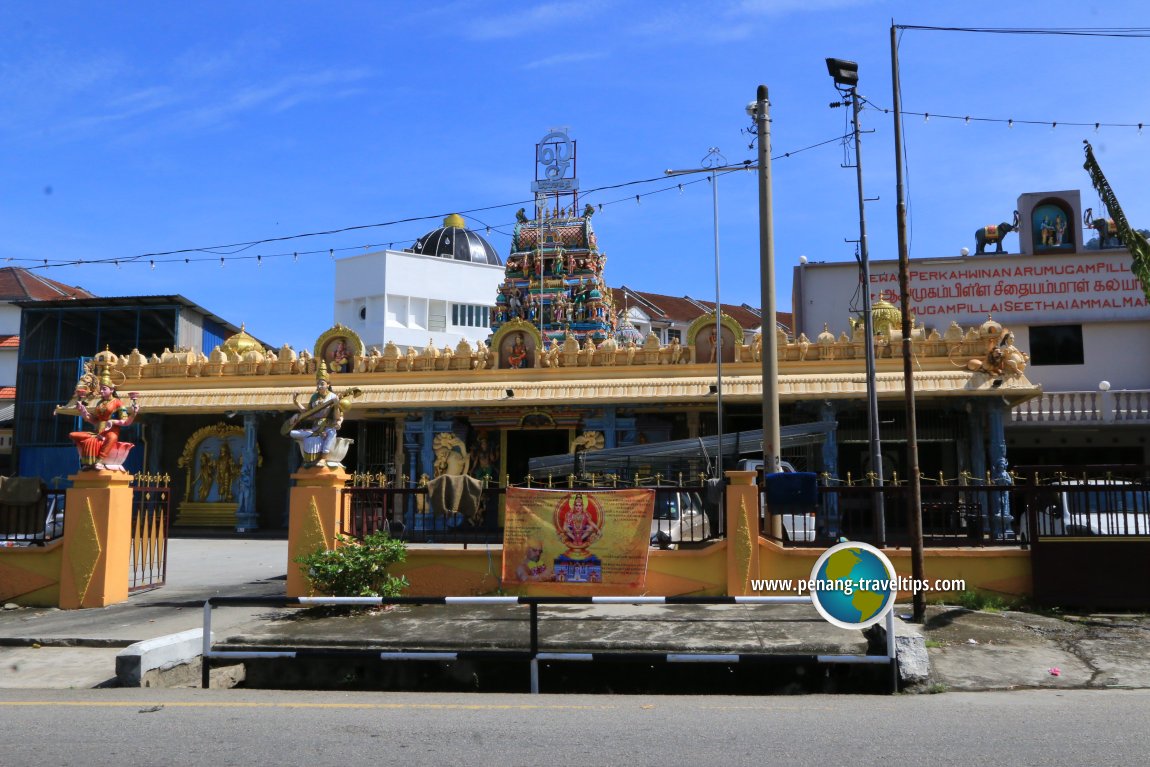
[866,98,1148,133]
[21,132,852,273]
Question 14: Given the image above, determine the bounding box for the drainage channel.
[202,596,898,694]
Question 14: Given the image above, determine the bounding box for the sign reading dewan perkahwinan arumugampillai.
[795,249,1149,335]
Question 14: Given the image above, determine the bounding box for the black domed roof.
[409,214,502,265]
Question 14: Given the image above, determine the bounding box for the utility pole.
[751,85,781,476]
[891,25,926,621]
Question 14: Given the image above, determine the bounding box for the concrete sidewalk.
[0,538,291,688]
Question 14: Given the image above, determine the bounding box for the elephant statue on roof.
[1084,208,1121,249]
[974,211,1020,255]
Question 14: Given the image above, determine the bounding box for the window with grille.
[451,304,492,328]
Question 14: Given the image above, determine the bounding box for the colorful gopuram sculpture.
[491,206,616,347]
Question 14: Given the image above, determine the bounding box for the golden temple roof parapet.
[98,368,1039,415]
[75,315,1038,413]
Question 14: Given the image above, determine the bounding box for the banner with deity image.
[502,487,655,592]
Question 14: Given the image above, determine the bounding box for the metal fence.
[129,473,171,592]
[762,466,1150,548]
[824,483,1017,548]
[341,466,1150,550]
[341,475,721,546]
[1015,466,1150,540]
[343,483,503,544]
[0,481,61,547]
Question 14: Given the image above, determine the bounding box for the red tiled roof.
[0,267,95,301]
[0,335,18,348]
[611,286,791,332]
[0,386,15,399]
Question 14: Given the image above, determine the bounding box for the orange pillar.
[59,470,134,609]
[724,469,760,596]
[286,468,349,597]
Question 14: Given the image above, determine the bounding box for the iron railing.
[129,472,171,592]
[821,483,1017,548]
[763,466,1150,548]
[341,476,721,546]
[0,481,60,547]
[341,466,1150,549]
[1016,466,1150,540]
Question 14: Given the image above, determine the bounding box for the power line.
[896,25,1150,39]
[19,133,851,272]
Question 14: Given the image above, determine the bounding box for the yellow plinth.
[59,470,134,609]
[724,470,760,596]
[286,467,349,597]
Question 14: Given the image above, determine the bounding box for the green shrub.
[295,532,409,597]
[956,589,1009,612]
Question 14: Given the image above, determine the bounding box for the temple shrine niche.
[176,423,262,527]
[490,128,616,366]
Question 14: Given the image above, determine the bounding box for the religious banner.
[502,487,655,592]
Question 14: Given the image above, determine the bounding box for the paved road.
[0,688,1146,766]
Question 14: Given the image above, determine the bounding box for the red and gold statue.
[62,363,140,472]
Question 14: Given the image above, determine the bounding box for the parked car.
[650,491,710,548]
[1,497,63,547]
[1018,480,1150,540]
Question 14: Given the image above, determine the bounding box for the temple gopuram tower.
[490,129,616,349]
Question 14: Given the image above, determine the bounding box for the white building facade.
[792,189,1150,467]
[334,215,505,352]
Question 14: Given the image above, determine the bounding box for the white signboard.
[796,250,1150,336]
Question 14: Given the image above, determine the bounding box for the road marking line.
[0,701,617,711]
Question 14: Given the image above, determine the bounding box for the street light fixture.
[827,56,886,545]
[825,58,859,87]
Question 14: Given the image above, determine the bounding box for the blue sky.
[2,1,1148,348]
